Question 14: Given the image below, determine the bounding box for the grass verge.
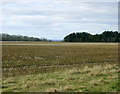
[2,63,119,92]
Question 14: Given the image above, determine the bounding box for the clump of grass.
[66,77,75,81]
[107,75,118,79]
[88,65,103,76]
[41,79,56,85]
[65,67,81,75]
[83,66,90,73]
[105,64,113,70]
[25,81,33,88]
[79,90,83,92]
[64,84,74,91]
[90,79,99,86]
[98,78,104,82]
[113,63,117,68]
[102,70,108,75]
[109,69,117,73]
[46,88,59,92]
[23,80,40,89]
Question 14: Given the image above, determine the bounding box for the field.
[2,42,119,92]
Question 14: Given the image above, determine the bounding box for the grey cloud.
[1,1,118,40]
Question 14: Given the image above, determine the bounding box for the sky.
[0,1,118,40]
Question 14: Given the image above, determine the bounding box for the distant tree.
[0,33,51,42]
[64,31,119,42]
[64,33,76,42]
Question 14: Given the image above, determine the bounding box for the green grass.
[2,63,118,92]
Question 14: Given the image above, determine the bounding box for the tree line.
[1,33,51,42]
[64,31,120,42]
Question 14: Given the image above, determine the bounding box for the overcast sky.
[0,1,118,40]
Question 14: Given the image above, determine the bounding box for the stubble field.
[2,42,119,92]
